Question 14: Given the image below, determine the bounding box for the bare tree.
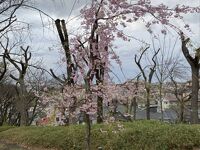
[135,47,160,120]
[25,68,49,125]
[153,35,182,121]
[0,53,7,81]
[0,83,17,126]
[130,75,140,120]
[0,0,25,34]
[0,0,26,81]
[170,75,191,123]
[52,19,76,86]
[180,32,200,124]
[4,45,31,126]
[50,19,78,125]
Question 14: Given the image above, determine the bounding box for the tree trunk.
[112,98,118,115]
[180,102,184,123]
[96,63,104,124]
[191,66,199,124]
[0,115,3,126]
[18,80,28,126]
[19,98,28,126]
[20,110,27,126]
[129,98,137,118]
[126,98,129,114]
[28,99,38,126]
[97,96,103,123]
[180,32,199,124]
[85,113,91,150]
[0,108,6,126]
[55,19,74,85]
[84,78,92,150]
[96,72,104,124]
[131,98,137,120]
[146,88,150,120]
[129,100,133,114]
[159,84,164,121]
[2,106,8,125]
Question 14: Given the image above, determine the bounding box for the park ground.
[0,121,200,150]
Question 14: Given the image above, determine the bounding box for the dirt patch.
[0,142,27,150]
[0,141,57,150]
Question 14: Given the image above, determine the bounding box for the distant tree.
[135,47,160,120]
[117,75,141,120]
[0,83,17,126]
[25,68,49,125]
[153,35,183,121]
[170,75,191,123]
[130,75,141,120]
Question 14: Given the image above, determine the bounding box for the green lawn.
[0,121,200,150]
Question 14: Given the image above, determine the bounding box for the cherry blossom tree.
[40,0,200,149]
[77,0,200,121]
[64,0,200,148]
[111,75,142,120]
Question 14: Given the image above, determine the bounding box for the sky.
[14,0,200,83]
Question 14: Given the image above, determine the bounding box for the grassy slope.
[0,121,200,150]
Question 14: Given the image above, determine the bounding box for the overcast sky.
[15,0,200,83]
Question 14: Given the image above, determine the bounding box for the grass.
[0,125,14,132]
[0,120,200,150]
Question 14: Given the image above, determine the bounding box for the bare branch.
[134,47,149,81]
[50,69,65,84]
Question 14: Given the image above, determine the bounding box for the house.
[34,104,69,126]
[111,102,177,122]
[157,94,177,111]
[135,105,177,123]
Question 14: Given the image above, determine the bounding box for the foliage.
[1,121,200,150]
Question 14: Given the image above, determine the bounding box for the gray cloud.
[32,0,87,18]
[11,0,200,82]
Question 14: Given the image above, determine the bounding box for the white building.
[157,94,177,112]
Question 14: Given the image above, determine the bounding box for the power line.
[67,0,78,23]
